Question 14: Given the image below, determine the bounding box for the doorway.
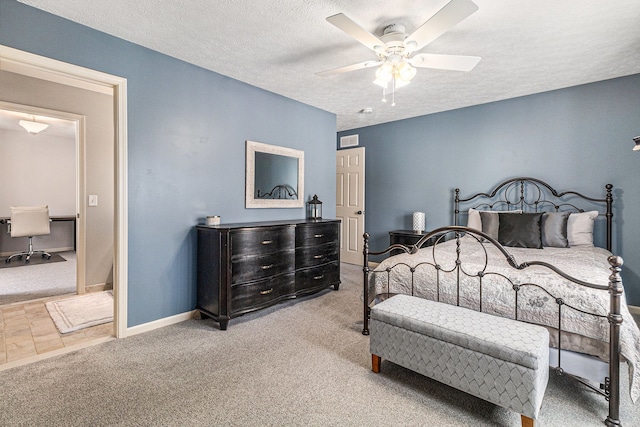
[336,147,365,265]
[0,44,128,343]
[0,103,85,302]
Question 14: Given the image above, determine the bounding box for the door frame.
[0,44,129,338]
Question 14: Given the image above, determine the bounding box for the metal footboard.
[362,227,624,426]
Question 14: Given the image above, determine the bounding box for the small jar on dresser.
[196,219,341,330]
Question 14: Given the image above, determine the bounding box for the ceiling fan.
[317,0,481,105]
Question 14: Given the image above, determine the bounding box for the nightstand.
[388,230,437,256]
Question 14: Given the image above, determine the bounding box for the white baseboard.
[125,310,195,337]
[628,305,640,315]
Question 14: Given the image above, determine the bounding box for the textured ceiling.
[15,0,640,131]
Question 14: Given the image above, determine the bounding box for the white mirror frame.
[245,140,304,208]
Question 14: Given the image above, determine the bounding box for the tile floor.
[0,295,113,366]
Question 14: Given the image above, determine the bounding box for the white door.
[336,147,365,265]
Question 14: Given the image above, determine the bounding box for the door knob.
[356,210,364,215]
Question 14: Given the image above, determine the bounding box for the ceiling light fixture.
[318,1,481,109]
[373,58,417,107]
[18,116,49,135]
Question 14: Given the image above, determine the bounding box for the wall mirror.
[246,140,304,208]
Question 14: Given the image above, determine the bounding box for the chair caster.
[4,258,9,263]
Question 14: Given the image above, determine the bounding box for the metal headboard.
[453,177,613,251]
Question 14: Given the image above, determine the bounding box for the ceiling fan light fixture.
[375,62,393,81]
[394,78,411,89]
[18,117,49,135]
[373,78,388,89]
[397,62,417,81]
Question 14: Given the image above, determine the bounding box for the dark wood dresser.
[196,219,340,330]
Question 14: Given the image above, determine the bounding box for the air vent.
[340,134,359,148]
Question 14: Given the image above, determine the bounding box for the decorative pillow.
[467,208,483,231]
[467,208,522,232]
[498,212,544,249]
[567,211,598,247]
[541,212,570,248]
[479,211,499,240]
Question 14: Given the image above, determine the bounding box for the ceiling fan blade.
[326,13,384,51]
[409,53,480,71]
[316,60,382,77]
[405,0,479,52]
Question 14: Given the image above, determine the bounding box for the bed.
[362,177,640,426]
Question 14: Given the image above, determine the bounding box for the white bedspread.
[369,237,640,402]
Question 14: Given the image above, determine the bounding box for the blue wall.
[339,74,640,306]
[0,0,337,326]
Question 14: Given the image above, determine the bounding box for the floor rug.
[0,252,66,269]
[46,291,113,334]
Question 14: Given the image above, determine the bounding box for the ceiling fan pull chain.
[391,78,396,107]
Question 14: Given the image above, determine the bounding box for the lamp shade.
[633,136,640,151]
[19,119,49,135]
[412,212,426,232]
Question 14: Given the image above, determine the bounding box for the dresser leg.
[219,320,229,330]
[333,282,340,291]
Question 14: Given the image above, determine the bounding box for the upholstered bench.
[370,294,549,427]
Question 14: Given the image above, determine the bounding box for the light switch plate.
[89,195,98,206]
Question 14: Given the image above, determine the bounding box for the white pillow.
[466,208,522,232]
[567,211,598,247]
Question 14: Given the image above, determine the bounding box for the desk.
[1,215,77,251]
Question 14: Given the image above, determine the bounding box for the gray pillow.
[541,212,570,248]
[498,212,543,249]
[479,211,499,240]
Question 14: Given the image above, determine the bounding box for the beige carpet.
[45,291,113,334]
[0,265,637,426]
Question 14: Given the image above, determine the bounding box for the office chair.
[5,205,52,263]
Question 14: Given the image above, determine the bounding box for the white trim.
[126,311,195,337]
[1,44,129,338]
[628,305,640,315]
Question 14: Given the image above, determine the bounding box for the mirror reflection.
[245,140,304,208]
[254,152,299,200]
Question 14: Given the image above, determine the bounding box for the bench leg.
[372,354,381,373]
[521,415,534,427]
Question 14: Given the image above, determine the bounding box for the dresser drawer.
[231,250,295,284]
[295,242,339,269]
[295,262,340,292]
[231,273,295,313]
[231,226,295,257]
[295,223,339,248]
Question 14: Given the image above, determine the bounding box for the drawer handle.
[313,275,324,280]
[261,264,274,270]
[313,255,323,259]
[314,234,324,238]
[260,288,274,295]
[261,240,273,245]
